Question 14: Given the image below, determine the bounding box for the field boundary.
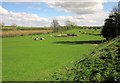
[1,30,53,37]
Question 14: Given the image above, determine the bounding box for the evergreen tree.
[101,1,120,40]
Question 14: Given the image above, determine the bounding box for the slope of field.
[52,36,120,81]
[2,29,104,81]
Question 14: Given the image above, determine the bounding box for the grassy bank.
[52,36,120,82]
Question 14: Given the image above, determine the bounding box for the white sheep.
[34,38,39,40]
[40,37,44,40]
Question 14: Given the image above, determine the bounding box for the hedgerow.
[52,36,120,82]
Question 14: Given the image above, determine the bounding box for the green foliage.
[101,1,120,40]
[52,36,120,82]
[52,25,101,33]
[101,14,119,40]
[53,26,78,32]
[51,19,60,32]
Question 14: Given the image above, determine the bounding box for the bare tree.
[51,19,60,32]
[0,22,5,29]
[11,23,17,29]
[65,20,75,26]
[65,20,76,30]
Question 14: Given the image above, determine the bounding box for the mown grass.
[2,29,104,81]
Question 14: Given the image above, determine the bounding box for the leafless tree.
[0,22,5,29]
[11,23,17,29]
[51,19,60,32]
[65,20,75,27]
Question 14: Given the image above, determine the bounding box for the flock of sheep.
[34,37,44,40]
[33,31,83,40]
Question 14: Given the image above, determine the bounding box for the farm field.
[2,29,104,81]
[1,30,53,37]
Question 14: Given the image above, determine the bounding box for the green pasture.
[2,29,104,81]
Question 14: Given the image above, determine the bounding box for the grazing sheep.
[57,34,62,37]
[67,33,77,37]
[34,38,38,40]
[40,37,44,40]
[44,32,47,34]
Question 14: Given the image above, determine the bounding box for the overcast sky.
[0,0,119,27]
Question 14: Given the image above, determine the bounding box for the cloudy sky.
[0,0,119,27]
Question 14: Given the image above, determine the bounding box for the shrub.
[52,36,120,82]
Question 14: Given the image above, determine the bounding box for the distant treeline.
[1,26,102,32]
[53,25,102,32]
[78,26,101,29]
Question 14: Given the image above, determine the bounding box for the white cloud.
[2,0,119,2]
[51,12,109,26]
[1,0,112,27]
[0,5,109,26]
[45,1,103,15]
[0,6,8,14]
[42,0,109,26]
[0,6,51,26]
[103,0,119,3]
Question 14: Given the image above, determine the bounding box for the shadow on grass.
[53,40,106,45]
[85,33,102,36]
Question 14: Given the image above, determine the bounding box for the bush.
[101,1,120,40]
[52,36,120,82]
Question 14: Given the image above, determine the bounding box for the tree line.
[50,19,101,32]
[101,1,120,40]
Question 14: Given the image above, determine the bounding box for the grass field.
[2,29,104,81]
